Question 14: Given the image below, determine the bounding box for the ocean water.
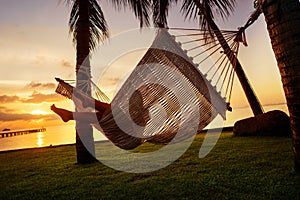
[0,125,106,152]
[0,104,288,152]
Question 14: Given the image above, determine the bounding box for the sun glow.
[36,132,44,147]
[31,110,48,115]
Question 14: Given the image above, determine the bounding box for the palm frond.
[109,0,127,10]
[181,0,236,41]
[181,0,235,20]
[109,0,151,27]
[209,0,235,20]
[133,0,151,27]
[89,0,109,49]
[152,0,178,28]
[181,0,199,21]
[66,0,109,51]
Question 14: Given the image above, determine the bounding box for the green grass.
[0,132,300,199]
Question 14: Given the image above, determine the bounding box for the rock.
[233,110,291,136]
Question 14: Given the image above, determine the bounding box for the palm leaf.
[110,0,151,27]
[181,0,236,40]
[152,0,178,27]
[64,0,109,51]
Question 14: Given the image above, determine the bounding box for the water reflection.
[37,132,44,147]
[0,104,289,152]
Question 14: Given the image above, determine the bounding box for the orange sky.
[0,0,287,130]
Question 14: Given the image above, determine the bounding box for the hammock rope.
[168,28,240,103]
[54,7,263,149]
[55,30,229,149]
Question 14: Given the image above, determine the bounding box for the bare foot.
[51,104,73,122]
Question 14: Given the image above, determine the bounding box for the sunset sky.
[0,0,286,130]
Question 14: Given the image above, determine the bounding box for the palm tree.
[112,0,264,116]
[110,0,179,28]
[65,0,109,164]
[181,0,264,116]
[65,0,176,164]
[261,0,300,172]
[180,0,300,172]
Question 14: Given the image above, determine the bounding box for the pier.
[0,128,46,138]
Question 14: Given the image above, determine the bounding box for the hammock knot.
[226,102,232,112]
[234,0,264,47]
[254,0,266,10]
[234,27,248,47]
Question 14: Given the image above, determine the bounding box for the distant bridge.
[0,128,46,138]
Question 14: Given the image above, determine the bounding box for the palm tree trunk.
[209,23,264,116]
[75,0,97,164]
[262,0,300,172]
[193,0,264,116]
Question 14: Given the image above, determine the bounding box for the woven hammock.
[56,30,229,150]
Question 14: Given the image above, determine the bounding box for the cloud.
[0,105,57,122]
[0,106,15,113]
[0,92,64,104]
[61,59,73,68]
[26,81,56,90]
[0,112,56,122]
[21,92,63,104]
[0,95,20,103]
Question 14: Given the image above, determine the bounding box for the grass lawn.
[0,132,300,199]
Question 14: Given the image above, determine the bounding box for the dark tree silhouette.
[65,0,108,164]
[262,0,300,172]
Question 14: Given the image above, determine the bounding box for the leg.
[51,104,104,123]
[73,90,110,113]
[51,104,73,122]
[94,99,110,113]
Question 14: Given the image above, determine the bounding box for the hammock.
[55,29,241,150]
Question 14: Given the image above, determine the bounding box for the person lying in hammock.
[51,89,111,124]
[50,85,149,127]
[50,88,148,150]
[50,104,106,123]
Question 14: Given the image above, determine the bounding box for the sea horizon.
[0,103,289,152]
